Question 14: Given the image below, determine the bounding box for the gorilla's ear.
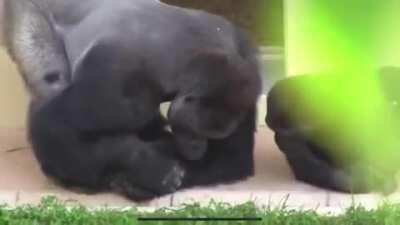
[4,0,70,98]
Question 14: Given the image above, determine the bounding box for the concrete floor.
[0,127,399,210]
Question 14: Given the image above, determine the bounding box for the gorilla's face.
[168,94,247,160]
[168,49,259,142]
[168,95,244,140]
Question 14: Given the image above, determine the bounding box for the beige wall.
[0,47,28,128]
[0,0,28,128]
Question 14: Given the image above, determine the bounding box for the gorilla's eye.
[44,72,60,84]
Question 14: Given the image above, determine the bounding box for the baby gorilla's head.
[168,49,261,160]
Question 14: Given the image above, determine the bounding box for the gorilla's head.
[169,49,261,140]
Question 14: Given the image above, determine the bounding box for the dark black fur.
[266,74,399,194]
[28,99,256,200]
[4,0,260,201]
[182,107,256,188]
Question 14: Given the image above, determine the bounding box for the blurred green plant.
[284,1,400,191]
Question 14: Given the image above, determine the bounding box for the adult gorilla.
[3,0,261,200]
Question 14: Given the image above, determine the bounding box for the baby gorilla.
[266,73,400,194]
[3,0,261,200]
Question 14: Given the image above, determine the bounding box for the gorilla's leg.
[267,75,398,193]
[274,133,397,193]
[97,135,185,201]
[29,101,184,201]
[274,133,358,192]
[181,107,256,188]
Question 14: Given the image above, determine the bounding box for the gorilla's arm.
[53,41,162,132]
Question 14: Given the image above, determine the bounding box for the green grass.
[1,197,400,225]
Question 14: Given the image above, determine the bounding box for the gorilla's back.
[31,0,104,25]
[33,0,238,93]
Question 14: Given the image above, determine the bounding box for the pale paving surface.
[0,127,399,210]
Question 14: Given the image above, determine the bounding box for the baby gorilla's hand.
[174,132,208,160]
